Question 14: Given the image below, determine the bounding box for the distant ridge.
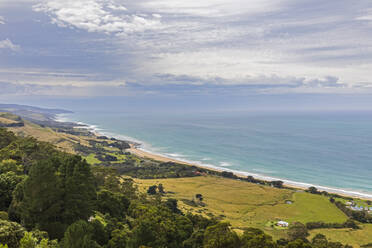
[0,103,73,122]
[0,103,72,114]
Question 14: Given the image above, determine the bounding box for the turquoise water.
[60,110,372,198]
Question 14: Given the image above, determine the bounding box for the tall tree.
[203,222,240,248]
[0,172,23,211]
[19,159,63,238]
[0,128,16,150]
[62,221,100,248]
[287,222,309,241]
[58,155,96,225]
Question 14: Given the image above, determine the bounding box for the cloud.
[356,9,372,21]
[0,68,127,88]
[0,16,4,24]
[33,0,162,35]
[153,73,346,90]
[0,39,20,51]
[2,0,372,97]
[139,0,288,17]
[0,80,128,97]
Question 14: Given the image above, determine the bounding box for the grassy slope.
[0,112,21,121]
[135,176,348,239]
[0,112,21,124]
[5,120,98,154]
[84,153,102,165]
[8,122,77,153]
[309,224,372,248]
[0,117,18,124]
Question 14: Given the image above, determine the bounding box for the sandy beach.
[129,144,372,200]
[129,145,227,173]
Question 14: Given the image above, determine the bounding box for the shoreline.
[129,145,372,200]
[54,113,372,201]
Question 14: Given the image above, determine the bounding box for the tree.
[158,184,165,194]
[107,225,131,248]
[271,181,284,188]
[147,185,157,195]
[89,218,109,246]
[38,239,58,248]
[203,222,240,248]
[21,230,58,248]
[96,190,129,218]
[0,137,58,173]
[19,232,37,248]
[240,228,276,248]
[129,204,193,248]
[165,198,181,214]
[221,171,237,179]
[0,172,23,211]
[344,219,359,229]
[18,154,96,239]
[0,211,8,220]
[0,159,23,174]
[285,239,312,248]
[0,219,25,248]
[307,187,319,194]
[19,159,64,238]
[183,229,204,248]
[287,222,309,241]
[311,234,328,248]
[0,128,16,150]
[195,194,203,202]
[62,221,100,248]
[58,155,96,225]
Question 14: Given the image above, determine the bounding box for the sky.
[1,0,372,110]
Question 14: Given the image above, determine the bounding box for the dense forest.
[0,127,354,248]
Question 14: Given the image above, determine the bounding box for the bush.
[62,221,100,248]
[306,219,359,230]
[0,220,25,248]
[287,222,308,241]
[203,222,240,248]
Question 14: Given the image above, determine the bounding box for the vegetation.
[306,219,359,230]
[333,201,372,224]
[1,108,371,247]
[135,177,348,236]
[0,127,356,248]
[309,224,372,248]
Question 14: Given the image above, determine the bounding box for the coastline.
[54,113,372,201]
[129,145,372,200]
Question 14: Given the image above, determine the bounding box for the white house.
[277,221,289,227]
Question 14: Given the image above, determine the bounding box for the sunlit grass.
[135,176,348,239]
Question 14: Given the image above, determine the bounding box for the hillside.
[0,107,371,247]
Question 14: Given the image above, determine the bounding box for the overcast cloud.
[0,0,372,97]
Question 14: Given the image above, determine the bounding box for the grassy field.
[4,118,104,154]
[84,153,101,165]
[0,116,18,124]
[309,224,372,247]
[0,112,21,121]
[8,122,79,153]
[135,176,348,239]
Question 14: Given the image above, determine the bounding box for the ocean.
[57,109,372,198]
